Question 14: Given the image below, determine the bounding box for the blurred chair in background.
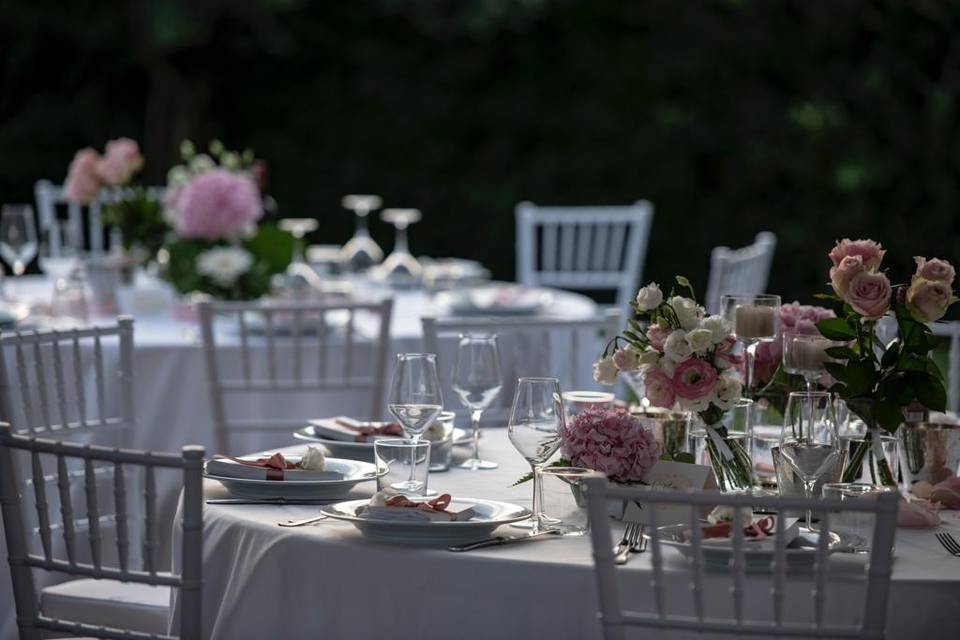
[704,231,777,315]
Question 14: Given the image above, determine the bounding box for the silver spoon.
[278,514,329,527]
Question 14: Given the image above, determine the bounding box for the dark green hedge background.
[3,0,960,306]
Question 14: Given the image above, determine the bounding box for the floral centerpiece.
[593,277,753,491]
[815,239,957,484]
[161,140,293,300]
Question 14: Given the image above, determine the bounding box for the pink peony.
[672,358,718,401]
[172,169,263,240]
[561,407,661,483]
[914,256,955,285]
[643,367,676,408]
[829,238,885,270]
[829,255,866,298]
[646,324,670,351]
[64,148,102,204]
[95,137,143,186]
[845,270,891,319]
[906,278,952,322]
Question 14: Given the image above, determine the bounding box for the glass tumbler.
[540,467,591,536]
[374,439,431,496]
[821,482,897,553]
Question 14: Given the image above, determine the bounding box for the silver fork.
[936,532,960,556]
[612,522,638,558]
[615,523,645,565]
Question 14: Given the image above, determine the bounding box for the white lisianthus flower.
[678,392,715,413]
[593,356,619,385]
[297,446,326,471]
[669,296,703,331]
[220,151,241,170]
[658,358,677,378]
[189,153,216,174]
[635,283,663,311]
[196,246,254,287]
[179,139,196,160]
[166,165,190,189]
[612,346,640,371]
[663,329,692,363]
[713,374,743,410]
[699,314,730,344]
[636,347,660,368]
[686,328,713,354]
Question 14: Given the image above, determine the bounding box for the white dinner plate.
[650,524,855,572]
[204,457,380,500]
[293,425,471,462]
[322,497,531,545]
[434,284,553,316]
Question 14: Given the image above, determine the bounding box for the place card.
[621,460,716,526]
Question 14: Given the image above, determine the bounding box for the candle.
[734,304,776,338]
[785,336,831,373]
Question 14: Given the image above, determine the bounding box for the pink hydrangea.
[561,408,660,483]
[172,169,263,240]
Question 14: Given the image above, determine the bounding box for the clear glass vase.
[691,412,755,493]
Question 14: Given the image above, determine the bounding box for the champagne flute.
[387,353,443,442]
[508,377,564,533]
[721,293,781,396]
[779,391,841,528]
[0,205,38,277]
[452,334,502,470]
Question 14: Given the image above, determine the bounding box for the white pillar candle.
[787,337,830,373]
[734,304,777,339]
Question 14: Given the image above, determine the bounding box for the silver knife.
[448,529,559,552]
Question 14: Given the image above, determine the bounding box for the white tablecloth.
[173,432,960,640]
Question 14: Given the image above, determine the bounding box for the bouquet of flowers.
[161,140,292,300]
[815,239,957,484]
[593,277,753,491]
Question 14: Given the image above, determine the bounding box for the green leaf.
[898,354,929,373]
[880,341,900,368]
[674,275,696,301]
[816,317,857,341]
[813,292,842,301]
[824,346,856,360]
[844,358,877,396]
[244,225,294,275]
[824,361,848,383]
[673,452,695,464]
[911,372,947,412]
[875,399,905,432]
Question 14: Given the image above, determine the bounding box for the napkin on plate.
[309,417,403,442]
[359,493,477,522]
[206,453,344,481]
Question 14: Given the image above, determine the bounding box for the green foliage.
[100,186,171,258]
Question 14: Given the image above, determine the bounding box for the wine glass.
[339,194,384,272]
[39,220,80,282]
[508,377,564,533]
[387,353,443,442]
[378,208,422,287]
[779,391,841,527]
[721,294,781,396]
[782,331,839,392]
[452,334,503,471]
[277,218,323,290]
[0,205,38,277]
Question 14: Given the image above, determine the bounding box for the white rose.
[699,315,730,344]
[196,246,254,286]
[298,446,326,471]
[669,296,703,331]
[636,348,660,368]
[685,328,713,354]
[663,329,692,363]
[713,375,743,410]
[593,356,619,385]
[635,283,663,311]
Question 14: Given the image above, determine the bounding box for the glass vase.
[691,411,755,493]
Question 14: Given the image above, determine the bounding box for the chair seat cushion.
[40,578,171,635]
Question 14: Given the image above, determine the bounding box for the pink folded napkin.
[896,499,941,528]
[911,476,960,509]
[309,417,403,442]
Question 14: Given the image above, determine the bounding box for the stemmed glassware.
[508,377,564,533]
[779,391,841,527]
[0,205,38,277]
[388,353,444,442]
[721,294,781,397]
[452,334,503,471]
[339,194,384,272]
[278,218,323,290]
[378,208,422,287]
[782,331,839,392]
[38,220,80,281]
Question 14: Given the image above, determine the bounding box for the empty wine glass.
[387,353,443,442]
[339,194,384,272]
[721,294,781,396]
[39,220,80,282]
[508,377,564,533]
[378,208,422,287]
[452,334,503,471]
[278,218,323,290]
[782,331,840,392]
[779,391,841,527]
[0,205,38,277]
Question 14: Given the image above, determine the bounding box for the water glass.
[387,353,443,441]
[540,467,591,536]
[49,278,89,327]
[452,333,502,470]
[425,411,456,472]
[0,204,38,277]
[374,439,431,496]
[822,483,897,553]
[632,407,690,460]
[780,391,841,526]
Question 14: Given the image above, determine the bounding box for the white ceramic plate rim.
[651,523,843,556]
[321,497,531,528]
[204,457,380,485]
[295,426,470,448]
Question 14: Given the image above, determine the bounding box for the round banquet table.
[172,432,960,640]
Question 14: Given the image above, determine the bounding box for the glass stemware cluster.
[721,293,781,396]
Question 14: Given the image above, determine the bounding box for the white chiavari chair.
[584,474,898,640]
[930,321,960,413]
[422,310,621,423]
[198,299,394,452]
[0,423,204,639]
[515,201,654,319]
[704,231,778,315]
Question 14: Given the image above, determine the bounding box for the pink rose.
[914,257,955,285]
[845,270,891,319]
[95,137,144,186]
[829,255,867,298]
[646,324,670,350]
[643,367,676,408]
[63,148,103,204]
[612,347,639,371]
[172,169,263,240]
[672,358,718,401]
[906,278,952,322]
[829,238,885,270]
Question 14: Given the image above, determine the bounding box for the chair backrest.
[515,201,654,316]
[422,310,621,423]
[704,231,777,315]
[929,321,960,413]
[0,318,135,441]
[198,299,394,452]
[584,474,898,640]
[0,423,204,640]
[34,180,167,256]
